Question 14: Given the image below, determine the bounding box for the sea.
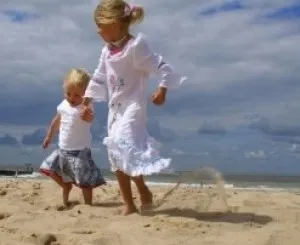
[1,167,300,193]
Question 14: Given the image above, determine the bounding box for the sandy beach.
[0,178,300,245]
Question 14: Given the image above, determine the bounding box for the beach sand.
[0,178,300,245]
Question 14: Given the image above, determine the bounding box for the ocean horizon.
[1,164,300,193]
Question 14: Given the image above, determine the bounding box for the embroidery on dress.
[108,75,125,93]
[109,102,122,130]
[115,78,124,92]
[108,75,125,130]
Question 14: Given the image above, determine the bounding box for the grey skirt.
[40,148,106,188]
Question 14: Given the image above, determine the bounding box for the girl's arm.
[133,35,187,89]
[81,104,94,123]
[83,47,108,106]
[83,110,94,122]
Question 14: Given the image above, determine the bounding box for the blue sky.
[0,0,300,174]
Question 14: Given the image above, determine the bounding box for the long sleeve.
[133,34,187,89]
[84,48,108,102]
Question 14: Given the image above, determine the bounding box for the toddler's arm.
[43,113,60,148]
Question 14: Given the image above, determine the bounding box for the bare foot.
[141,188,153,206]
[63,201,70,207]
[140,189,154,212]
[122,205,138,216]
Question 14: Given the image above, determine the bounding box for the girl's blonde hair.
[64,68,90,90]
[94,0,144,26]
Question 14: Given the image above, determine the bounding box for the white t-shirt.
[57,100,92,150]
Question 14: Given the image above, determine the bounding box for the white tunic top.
[85,33,186,176]
[57,100,92,151]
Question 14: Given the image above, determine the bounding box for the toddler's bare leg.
[62,183,72,206]
[50,173,72,206]
[82,187,93,205]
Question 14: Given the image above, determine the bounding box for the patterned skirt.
[40,148,106,188]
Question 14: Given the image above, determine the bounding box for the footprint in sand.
[54,201,81,211]
[43,201,81,212]
[33,183,41,190]
[0,189,7,196]
[94,233,139,245]
[30,233,60,245]
[0,213,11,220]
[2,227,18,234]
[5,182,18,189]
[92,233,122,245]
[99,193,121,203]
[21,191,39,205]
[72,229,95,235]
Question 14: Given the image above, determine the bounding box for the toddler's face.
[64,85,84,107]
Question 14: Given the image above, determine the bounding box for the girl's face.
[64,85,84,107]
[96,21,125,43]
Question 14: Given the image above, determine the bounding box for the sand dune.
[0,178,299,245]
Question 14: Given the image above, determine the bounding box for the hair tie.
[124,4,135,17]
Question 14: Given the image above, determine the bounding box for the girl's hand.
[42,136,51,149]
[152,87,167,105]
[80,106,89,120]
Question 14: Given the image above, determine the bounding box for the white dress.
[85,33,187,176]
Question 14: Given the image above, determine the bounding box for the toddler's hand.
[42,136,51,149]
[152,87,167,105]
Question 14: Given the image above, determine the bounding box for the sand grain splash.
[147,166,230,212]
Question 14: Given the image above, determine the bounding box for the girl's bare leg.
[115,170,138,215]
[82,187,93,205]
[131,175,153,206]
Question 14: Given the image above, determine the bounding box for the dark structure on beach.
[0,163,34,176]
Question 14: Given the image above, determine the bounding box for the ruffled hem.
[39,169,107,188]
[103,136,171,176]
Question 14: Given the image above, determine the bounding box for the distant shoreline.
[1,164,300,178]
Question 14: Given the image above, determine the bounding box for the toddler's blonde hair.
[94,0,144,26]
[64,68,90,90]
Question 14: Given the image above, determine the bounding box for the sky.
[0,0,300,174]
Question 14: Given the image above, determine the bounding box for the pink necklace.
[108,35,131,55]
